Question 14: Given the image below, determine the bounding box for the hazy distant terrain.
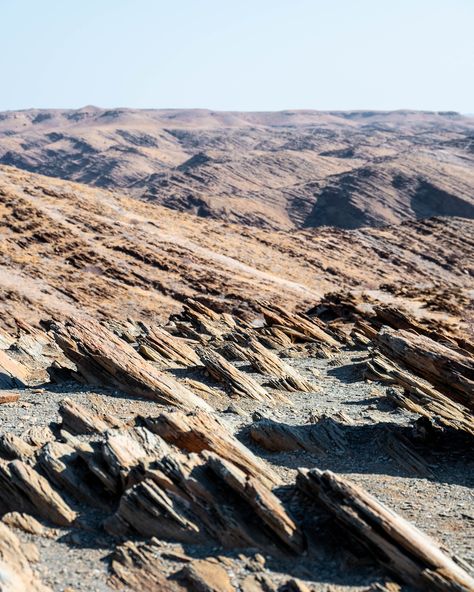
[0,107,473,229]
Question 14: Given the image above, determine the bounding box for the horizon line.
[0,105,471,116]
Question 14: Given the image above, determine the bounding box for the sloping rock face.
[0,165,472,332]
[0,108,473,230]
[0,522,52,591]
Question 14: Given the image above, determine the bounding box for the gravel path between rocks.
[0,346,472,591]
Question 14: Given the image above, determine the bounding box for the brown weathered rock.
[102,427,170,486]
[308,290,370,323]
[380,432,434,478]
[7,460,77,526]
[104,454,206,542]
[257,301,339,347]
[366,355,474,436]
[0,522,52,591]
[297,469,474,591]
[59,432,119,495]
[51,317,212,411]
[21,426,55,448]
[183,378,223,401]
[0,392,20,404]
[144,410,278,488]
[219,342,248,362]
[258,327,293,350]
[139,325,201,366]
[250,416,348,455]
[352,319,378,344]
[373,327,474,409]
[8,320,62,383]
[2,512,48,536]
[59,398,110,435]
[0,433,36,461]
[110,540,183,591]
[0,327,14,350]
[196,347,272,402]
[204,452,304,553]
[171,300,234,341]
[240,574,278,592]
[0,349,30,388]
[233,337,315,392]
[372,305,474,355]
[38,440,110,510]
[179,558,235,592]
[107,447,296,553]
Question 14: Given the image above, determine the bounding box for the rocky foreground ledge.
[0,297,472,591]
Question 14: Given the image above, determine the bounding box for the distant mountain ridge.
[0,107,473,230]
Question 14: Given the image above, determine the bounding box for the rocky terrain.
[0,108,473,229]
[0,288,472,592]
[1,165,473,333]
[0,114,472,591]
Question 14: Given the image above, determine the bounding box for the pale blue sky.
[2,0,473,112]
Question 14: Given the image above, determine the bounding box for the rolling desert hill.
[0,164,472,333]
[0,108,473,229]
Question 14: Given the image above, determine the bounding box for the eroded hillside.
[0,108,473,229]
[0,165,472,333]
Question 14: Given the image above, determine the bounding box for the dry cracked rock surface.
[0,295,472,592]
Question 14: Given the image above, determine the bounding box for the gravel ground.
[0,345,473,591]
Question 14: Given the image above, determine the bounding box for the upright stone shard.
[144,410,279,488]
[366,355,474,436]
[204,452,304,553]
[58,397,110,435]
[297,468,474,591]
[196,346,273,402]
[233,336,315,392]
[0,349,30,388]
[50,317,212,411]
[374,327,474,409]
[138,325,201,366]
[256,301,340,346]
[0,458,77,527]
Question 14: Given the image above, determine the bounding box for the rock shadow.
[238,418,474,488]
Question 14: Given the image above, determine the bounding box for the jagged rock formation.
[0,290,472,590]
[297,469,474,591]
[0,127,472,590]
[0,108,473,230]
[49,316,212,411]
[312,296,474,437]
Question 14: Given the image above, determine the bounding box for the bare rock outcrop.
[373,327,474,409]
[50,317,212,411]
[297,469,474,591]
